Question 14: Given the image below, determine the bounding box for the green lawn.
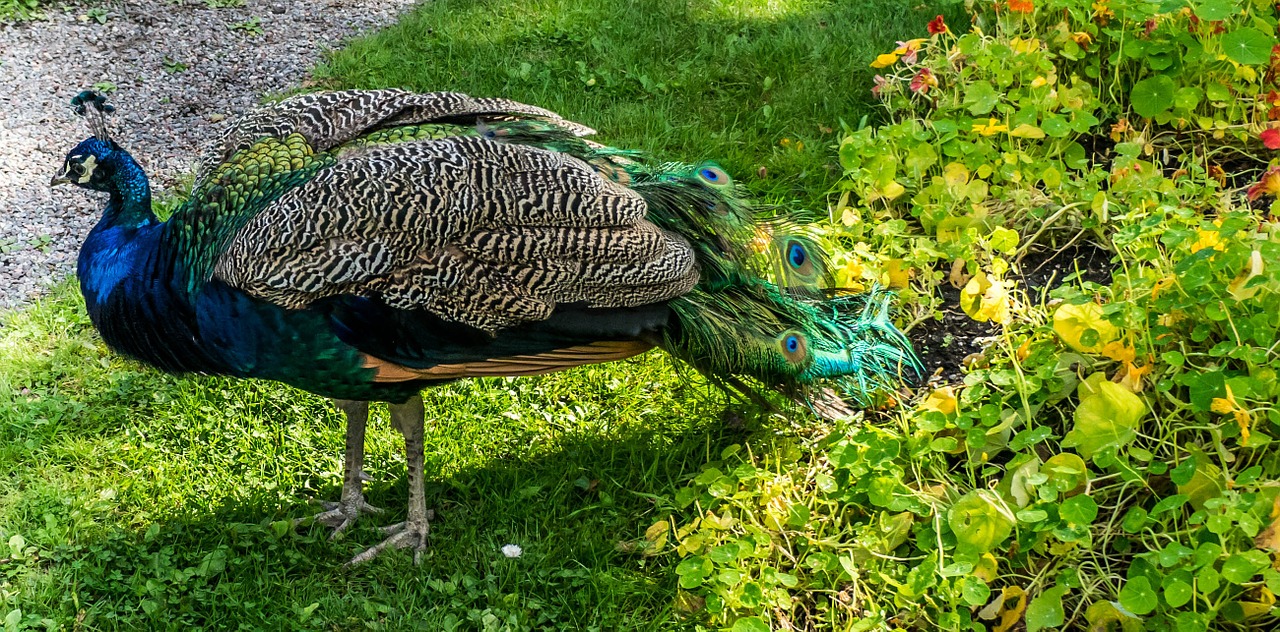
[0,1,959,629]
[313,0,962,201]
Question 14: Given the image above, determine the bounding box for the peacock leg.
[311,399,383,538]
[347,394,431,565]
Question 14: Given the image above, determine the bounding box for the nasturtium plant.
[949,490,1015,554]
[667,0,1280,628]
[1062,373,1146,459]
[1130,75,1175,119]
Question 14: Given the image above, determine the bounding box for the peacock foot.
[346,509,434,566]
[300,471,383,539]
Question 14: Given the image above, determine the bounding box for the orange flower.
[1070,32,1093,49]
[1109,118,1131,142]
[1009,0,1034,13]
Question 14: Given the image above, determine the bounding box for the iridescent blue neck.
[79,149,166,308]
[101,150,156,229]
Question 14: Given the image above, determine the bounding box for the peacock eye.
[69,163,84,175]
[696,164,730,187]
[787,242,807,268]
[778,331,808,363]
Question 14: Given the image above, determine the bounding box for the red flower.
[1263,128,1280,150]
[927,15,948,35]
[1142,18,1157,38]
[1009,0,1034,13]
[1248,165,1280,200]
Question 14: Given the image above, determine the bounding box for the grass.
[313,0,964,202]
[3,2,966,627]
[1,283,734,630]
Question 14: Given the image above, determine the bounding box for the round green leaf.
[1043,453,1088,495]
[1174,86,1202,111]
[1119,576,1159,615]
[1130,75,1175,119]
[1222,552,1268,584]
[1121,507,1149,534]
[1170,455,1197,486]
[1085,601,1143,631]
[731,616,771,632]
[960,576,991,606]
[1221,28,1273,66]
[1194,0,1235,21]
[1018,509,1048,523]
[948,490,1015,554]
[1060,495,1099,525]
[1164,579,1193,608]
[1026,586,1068,632]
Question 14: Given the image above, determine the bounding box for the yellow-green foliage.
[664,0,1280,629]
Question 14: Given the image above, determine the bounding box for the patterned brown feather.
[209,99,698,335]
[196,90,593,185]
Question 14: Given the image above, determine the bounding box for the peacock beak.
[50,174,71,187]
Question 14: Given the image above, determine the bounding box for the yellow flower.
[1189,223,1224,253]
[1091,0,1114,24]
[1116,362,1150,393]
[870,53,899,68]
[920,386,958,415]
[1030,76,1048,88]
[1150,275,1176,299]
[1211,385,1253,444]
[970,118,1009,136]
[1069,32,1093,48]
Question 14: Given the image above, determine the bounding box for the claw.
[310,497,385,539]
[346,512,432,566]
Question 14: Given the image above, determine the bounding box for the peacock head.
[50,90,140,194]
[51,137,125,192]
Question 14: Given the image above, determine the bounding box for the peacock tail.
[65,89,920,408]
[483,119,922,406]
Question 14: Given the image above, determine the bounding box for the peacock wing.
[194,90,593,187]
[210,134,699,337]
[172,90,603,295]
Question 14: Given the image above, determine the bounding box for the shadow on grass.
[44,412,748,630]
[1,285,759,629]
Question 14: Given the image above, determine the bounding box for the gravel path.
[0,0,416,309]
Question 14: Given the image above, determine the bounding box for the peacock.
[53,89,922,564]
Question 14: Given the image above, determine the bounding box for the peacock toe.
[346,509,434,566]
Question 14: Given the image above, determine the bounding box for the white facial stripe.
[77,154,98,184]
